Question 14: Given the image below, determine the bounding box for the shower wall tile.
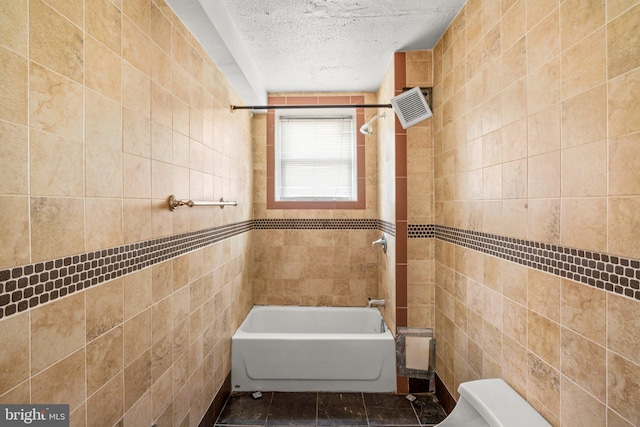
[0,312,29,395]
[29,0,84,84]
[561,29,606,99]
[30,197,85,262]
[432,0,640,424]
[0,121,28,195]
[0,0,253,425]
[30,130,84,197]
[29,62,84,141]
[607,3,640,78]
[0,0,28,56]
[0,45,28,125]
[608,66,640,138]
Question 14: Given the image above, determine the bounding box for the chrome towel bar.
[168,195,238,211]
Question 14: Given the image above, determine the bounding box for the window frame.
[267,95,366,210]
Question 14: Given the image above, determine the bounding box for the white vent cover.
[390,87,433,129]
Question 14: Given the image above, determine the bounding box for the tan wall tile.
[608,67,640,137]
[85,0,121,55]
[560,376,606,427]
[123,199,153,244]
[86,278,124,342]
[528,311,560,368]
[528,269,560,321]
[29,62,83,141]
[561,29,606,99]
[85,198,123,251]
[608,351,640,425]
[527,105,560,156]
[561,198,607,253]
[124,309,152,366]
[124,350,152,411]
[85,90,122,149]
[503,297,527,346]
[502,0,526,49]
[31,348,85,409]
[561,328,606,401]
[0,196,30,269]
[124,268,153,320]
[561,279,606,345]
[561,140,607,197]
[561,85,607,149]
[527,58,561,114]
[30,130,84,197]
[85,36,122,102]
[29,0,83,83]
[0,0,28,55]
[527,352,561,417]
[31,293,85,374]
[609,131,640,196]
[86,326,123,395]
[608,197,640,259]
[0,121,28,195]
[123,0,150,33]
[87,372,124,427]
[123,16,150,74]
[150,2,171,54]
[607,3,640,78]
[608,0,640,19]
[0,312,29,395]
[608,293,640,365]
[528,152,560,198]
[502,159,527,199]
[0,380,30,404]
[85,145,123,198]
[560,0,605,50]
[30,197,85,262]
[0,45,28,125]
[527,9,560,71]
[526,0,559,30]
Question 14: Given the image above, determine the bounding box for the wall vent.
[390,86,433,129]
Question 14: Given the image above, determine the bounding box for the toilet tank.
[458,379,551,427]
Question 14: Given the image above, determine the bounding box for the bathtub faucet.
[367,298,386,308]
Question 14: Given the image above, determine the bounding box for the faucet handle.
[371,233,387,254]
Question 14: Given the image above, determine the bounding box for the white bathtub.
[231,305,397,392]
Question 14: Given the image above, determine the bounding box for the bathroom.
[0,0,639,426]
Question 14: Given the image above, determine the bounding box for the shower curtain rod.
[231,103,393,111]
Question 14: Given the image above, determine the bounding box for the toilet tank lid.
[458,379,551,427]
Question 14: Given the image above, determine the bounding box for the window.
[276,109,356,201]
[266,95,366,210]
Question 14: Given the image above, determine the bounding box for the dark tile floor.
[214,392,447,426]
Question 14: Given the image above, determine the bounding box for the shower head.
[359,113,386,135]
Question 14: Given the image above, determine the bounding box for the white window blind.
[276,111,356,201]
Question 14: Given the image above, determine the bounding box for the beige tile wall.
[405,51,436,329]
[376,63,397,332]
[0,0,254,426]
[432,0,640,426]
[251,93,381,308]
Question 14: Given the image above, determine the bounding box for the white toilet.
[435,378,551,427]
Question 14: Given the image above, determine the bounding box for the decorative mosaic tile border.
[379,220,396,237]
[253,218,379,230]
[434,225,640,301]
[4,219,635,321]
[0,220,253,320]
[408,224,436,238]
[0,218,393,320]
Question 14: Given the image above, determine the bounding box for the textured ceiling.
[166,0,466,105]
